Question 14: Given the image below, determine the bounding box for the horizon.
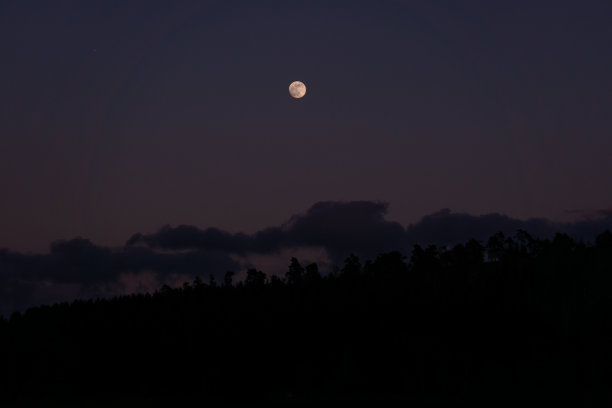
[2,199,612,317]
[4,201,612,255]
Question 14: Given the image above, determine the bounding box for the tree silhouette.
[286,257,304,285]
[486,231,505,261]
[304,262,321,282]
[341,253,361,279]
[245,268,266,287]
[0,230,610,405]
[223,271,235,287]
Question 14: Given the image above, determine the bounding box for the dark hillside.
[1,230,612,406]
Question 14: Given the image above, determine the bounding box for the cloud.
[128,201,612,260]
[2,201,612,316]
[406,208,612,247]
[564,213,612,242]
[0,238,239,286]
[127,201,612,260]
[126,226,251,253]
[0,239,240,317]
[128,201,407,261]
[564,208,612,218]
[597,208,612,216]
[278,201,407,258]
[405,209,557,246]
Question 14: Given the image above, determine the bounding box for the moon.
[289,81,306,99]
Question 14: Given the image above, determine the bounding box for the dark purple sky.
[1,0,611,253]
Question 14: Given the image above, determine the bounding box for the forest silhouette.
[1,229,612,406]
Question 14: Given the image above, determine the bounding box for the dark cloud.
[128,201,612,258]
[0,239,239,286]
[565,214,612,242]
[564,208,612,218]
[284,201,407,254]
[406,209,612,247]
[128,201,407,261]
[597,208,612,216]
[2,201,612,317]
[405,209,557,247]
[0,239,240,317]
[126,226,251,253]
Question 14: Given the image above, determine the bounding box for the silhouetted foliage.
[223,270,235,287]
[304,262,321,282]
[1,229,612,405]
[245,268,266,288]
[340,253,362,279]
[285,257,304,285]
[486,231,505,261]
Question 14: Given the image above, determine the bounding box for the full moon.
[289,81,306,99]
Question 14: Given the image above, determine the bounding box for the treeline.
[1,230,612,405]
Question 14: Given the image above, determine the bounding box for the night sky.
[1,1,612,313]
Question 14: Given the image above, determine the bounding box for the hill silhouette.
[3,201,612,317]
[1,229,612,406]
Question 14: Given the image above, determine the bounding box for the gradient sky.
[1,0,611,253]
